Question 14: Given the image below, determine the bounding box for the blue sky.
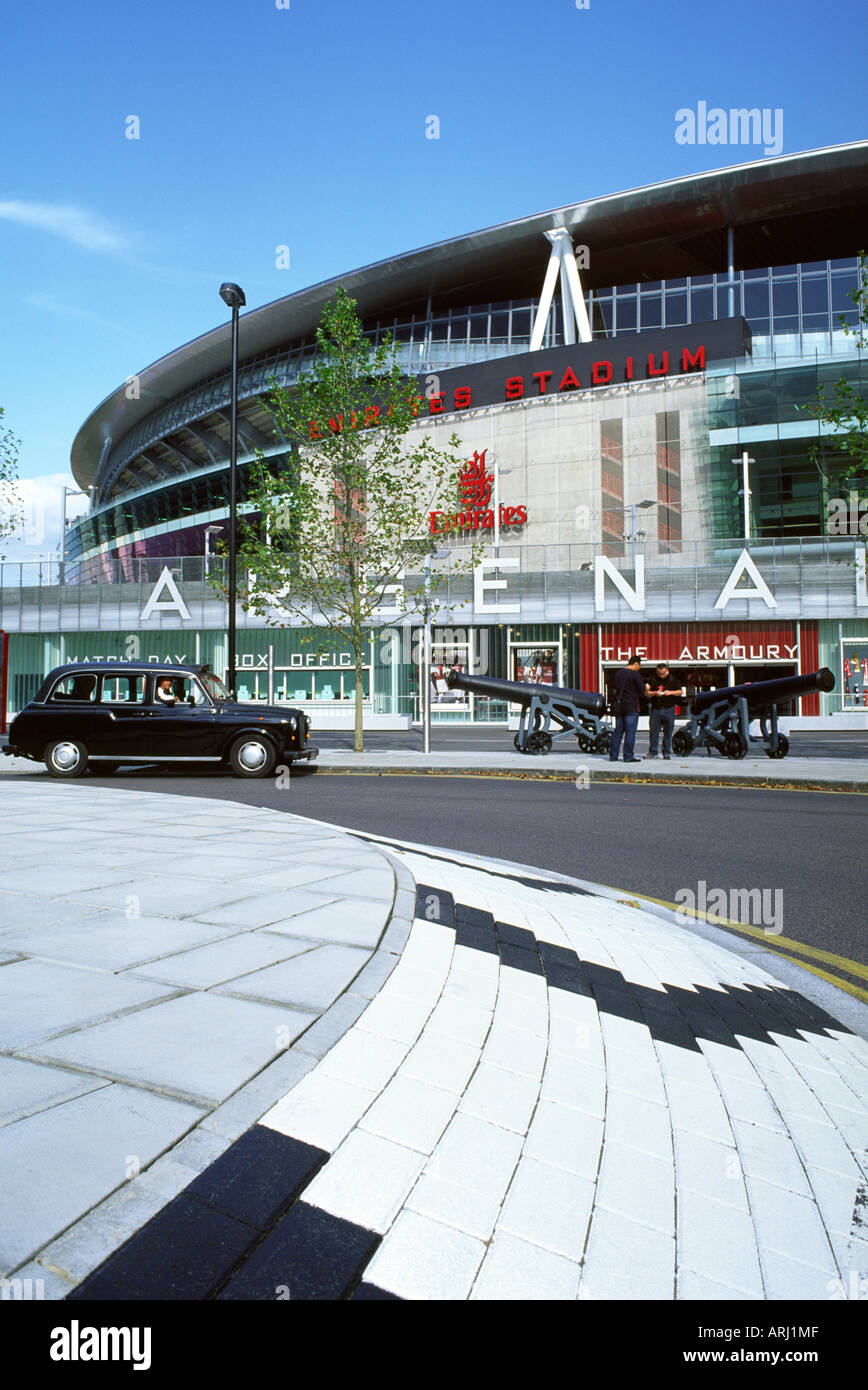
[0,0,865,555]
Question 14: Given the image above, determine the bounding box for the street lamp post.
[219,282,246,697]
[618,498,657,568]
[422,546,451,755]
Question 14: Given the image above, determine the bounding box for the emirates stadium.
[2,139,867,727]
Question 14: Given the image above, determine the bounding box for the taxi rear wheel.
[44,740,89,779]
[229,734,277,779]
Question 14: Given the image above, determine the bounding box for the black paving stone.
[455,922,498,954]
[498,941,543,975]
[543,964,593,996]
[217,1202,379,1301]
[538,942,581,971]
[68,1195,256,1301]
[495,921,537,951]
[455,904,496,931]
[351,1282,403,1300]
[414,884,454,928]
[184,1126,327,1231]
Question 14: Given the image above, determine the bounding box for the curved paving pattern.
[2,784,866,1301]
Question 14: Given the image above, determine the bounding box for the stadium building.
[2,140,867,727]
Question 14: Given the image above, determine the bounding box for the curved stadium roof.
[71,140,868,499]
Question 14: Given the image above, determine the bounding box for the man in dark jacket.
[646,662,682,759]
[609,656,646,763]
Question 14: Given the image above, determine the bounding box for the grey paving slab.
[217,943,369,1011]
[0,891,121,937]
[126,930,319,989]
[0,959,177,1050]
[63,874,257,919]
[316,867,396,902]
[0,1056,109,1128]
[188,886,344,928]
[0,913,227,973]
[24,991,314,1106]
[266,897,390,948]
[0,864,141,898]
[0,1084,202,1276]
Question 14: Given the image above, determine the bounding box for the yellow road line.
[623,889,868,987]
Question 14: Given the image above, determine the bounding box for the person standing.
[646,662,682,759]
[608,656,646,763]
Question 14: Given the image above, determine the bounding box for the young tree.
[232,288,484,750]
[802,252,867,498]
[0,406,22,558]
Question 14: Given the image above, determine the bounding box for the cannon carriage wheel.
[671,728,693,757]
[767,733,789,759]
[527,731,552,755]
[723,731,748,760]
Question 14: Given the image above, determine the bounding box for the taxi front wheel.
[229,735,277,779]
[44,740,90,779]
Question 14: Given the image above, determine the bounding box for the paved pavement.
[314,749,868,790]
[1,781,866,1301]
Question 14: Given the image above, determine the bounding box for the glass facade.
[69,256,864,566]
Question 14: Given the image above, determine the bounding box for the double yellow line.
[624,892,868,1004]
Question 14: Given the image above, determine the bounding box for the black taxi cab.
[3,662,319,779]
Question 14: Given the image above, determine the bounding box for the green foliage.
[227,287,484,748]
[801,253,868,489]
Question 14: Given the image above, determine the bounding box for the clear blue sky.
[0,0,865,551]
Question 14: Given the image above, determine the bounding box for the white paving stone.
[471,1231,581,1300]
[480,1022,547,1080]
[595,1140,675,1235]
[356,990,435,1046]
[425,1113,523,1198]
[673,1129,749,1210]
[261,1070,374,1150]
[676,1188,764,1296]
[365,1209,486,1300]
[360,1074,459,1153]
[523,1101,603,1181]
[318,1028,408,1092]
[459,1062,539,1133]
[426,996,492,1048]
[540,1055,605,1117]
[497,1156,595,1260]
[580,1207,675,1300]
[305,1129,426,1234]
[406,1173,501,1241]
[745,1177,839,1272]
[604,1090,673,1161]
[401,1032,480,1095]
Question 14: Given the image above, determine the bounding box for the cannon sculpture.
[446,670,611,754]
[670,668,835,760]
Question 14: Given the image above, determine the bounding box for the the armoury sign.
[430,451,527,535]
[307,318,751,436]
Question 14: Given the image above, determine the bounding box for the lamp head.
[219,283,246,310]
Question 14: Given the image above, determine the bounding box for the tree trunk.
[354,626,364,753]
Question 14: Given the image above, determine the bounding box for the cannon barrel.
[691,667,835,716]
[446,670,607,717]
